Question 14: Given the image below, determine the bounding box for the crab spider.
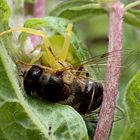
[0,23,73,70]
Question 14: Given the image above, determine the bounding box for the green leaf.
[124,12,140,29]
[124,1,140,11]
[128,9,140,16]
[0,0,10,31]
[120,69,140,140]
[0,42,89,139]
[0,0,25,62]
[49,0,105,22]
[49,0,140,31]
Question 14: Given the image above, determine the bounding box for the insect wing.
[74,49,140,81]
[83,106,124,124]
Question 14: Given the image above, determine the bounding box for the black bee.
[23,65,71,102]
[23,64,103,114]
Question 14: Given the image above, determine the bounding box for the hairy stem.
[33,0,46,17]
[93,1,124,140]
[31,0,46,46]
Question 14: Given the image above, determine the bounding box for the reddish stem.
[31,0,46,46]
[93,1,124,140]
[33,0,46,17]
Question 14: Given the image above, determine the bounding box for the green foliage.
[123,0,140,29]
[49,0,105,22]
[50,0,140,29]
[0,0,10,31]
[128,9,140,16]
[120,70,140,140]
[124,12,140,29]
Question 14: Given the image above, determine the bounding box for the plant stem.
[33,0,46,17]
[31,0,46,46]
[93,1,124,140]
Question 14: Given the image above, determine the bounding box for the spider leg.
[59,23,73,64]
[0,27,62,69]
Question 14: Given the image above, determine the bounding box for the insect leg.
[30,44,60,68]
[76,64,89,77]
[59,23,73,63]
[0,27,47,37]
[76,65,84,76]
